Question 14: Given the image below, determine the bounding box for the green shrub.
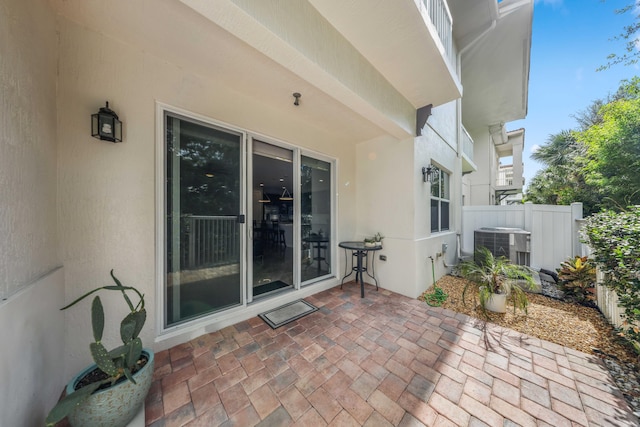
[583,206,640,344]
[557,256,596,305]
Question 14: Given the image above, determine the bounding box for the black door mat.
[254,280,290,297]
[258,299,318,329]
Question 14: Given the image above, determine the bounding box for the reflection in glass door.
[301,156,332,283]
[251,141,294,299]
[165,113,243,327]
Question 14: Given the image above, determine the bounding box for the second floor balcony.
[308,0,462,109]
[461,125,477,173]
[496,164,524,191]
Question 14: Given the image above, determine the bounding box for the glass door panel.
[251,141,294,298]
[165,113,243,327]
[301,155,332,282]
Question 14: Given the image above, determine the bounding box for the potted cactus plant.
[45,270,154,427]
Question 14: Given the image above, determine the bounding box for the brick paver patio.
[145,283,639,426]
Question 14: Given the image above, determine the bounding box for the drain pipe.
[443,234,463,268]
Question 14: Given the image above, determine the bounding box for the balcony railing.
[497,166,514,187]
[461,125,474,162]
[425,0,454,64]
[182,215,240,270]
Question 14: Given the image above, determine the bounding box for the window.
[430,166,450,233]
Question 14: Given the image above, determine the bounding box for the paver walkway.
[145,283,639,426]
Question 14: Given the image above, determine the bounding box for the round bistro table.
[338,241,382,298]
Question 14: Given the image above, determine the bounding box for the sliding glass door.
[161,108,336,328]
[250,140,294,299]
[165,113,243,327]
[301,155,332,283]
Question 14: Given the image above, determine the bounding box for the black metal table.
[338,241,381,298]
[303,235,330,273]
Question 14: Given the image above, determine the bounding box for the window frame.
[430,166,450,233]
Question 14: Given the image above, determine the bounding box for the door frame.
[155,102,249,334]
[247,136,300,303]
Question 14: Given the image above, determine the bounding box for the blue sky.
[507,0,639,188]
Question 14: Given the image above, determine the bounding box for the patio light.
[91,101,122,142]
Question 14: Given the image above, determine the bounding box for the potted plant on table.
[45,270,154,427]
[460,247,535,315]
[364,232,384,248]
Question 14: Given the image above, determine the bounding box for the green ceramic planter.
[65,349,154,427]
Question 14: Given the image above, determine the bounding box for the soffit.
[450,0,533,136]
[308,0,462,109]
[49,0,388,144]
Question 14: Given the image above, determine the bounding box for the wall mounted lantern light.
[91,101,122,142]
[422,165,433,183]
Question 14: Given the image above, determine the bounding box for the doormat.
[254,280,290,297]
[258,299,318,329]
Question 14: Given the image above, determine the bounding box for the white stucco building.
[0,0,532,425]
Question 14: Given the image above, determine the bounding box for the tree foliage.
[525,77,640,214]
[579,95,640,208]
[599,2,640,71]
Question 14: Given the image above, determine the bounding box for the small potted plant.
[45,270,154,427]
[364,232,384,247]
[460,247,535,315]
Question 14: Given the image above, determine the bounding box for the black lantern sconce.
[422,165,433,183]
[91,101,122,142]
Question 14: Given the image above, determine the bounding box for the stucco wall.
[0,0,59,300]
[355,120,460,298]
[466,129,495,205]
[56,15,359,375]
[0,269,65,427]
[0,0,64,425]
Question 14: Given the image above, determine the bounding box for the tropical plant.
[557,256,596,305]
[460,247,535,315]
[45,270,148,426]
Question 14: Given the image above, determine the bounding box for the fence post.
[523,202,533,231]
[570,202,583,258]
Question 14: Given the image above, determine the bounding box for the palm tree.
[460,247,535,315]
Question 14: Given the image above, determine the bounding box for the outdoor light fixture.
[279,186,293,201]
[422,165,433,183]
[293,92,301,106]
[91,101,122,142]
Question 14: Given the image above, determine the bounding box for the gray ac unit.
[474,227,531,266]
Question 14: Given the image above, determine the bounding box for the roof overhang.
[308,0,463,108]
[451,0,533,135]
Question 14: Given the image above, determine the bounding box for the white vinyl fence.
[595,270,626,329]
[461,202,584,271]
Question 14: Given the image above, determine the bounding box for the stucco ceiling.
[49,0,386,145]
[49,0,532,143]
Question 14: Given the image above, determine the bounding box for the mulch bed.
[421,275,639,365]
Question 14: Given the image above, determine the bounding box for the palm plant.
[460,247,535,315]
